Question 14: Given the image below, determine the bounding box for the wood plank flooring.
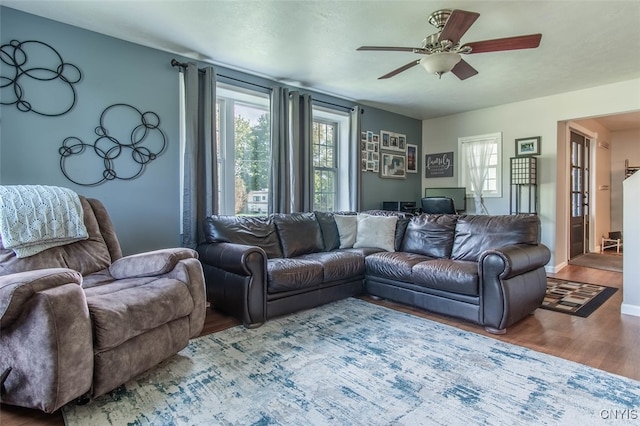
[2,264,637,426]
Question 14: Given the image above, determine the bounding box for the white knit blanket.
[0,185,88,258]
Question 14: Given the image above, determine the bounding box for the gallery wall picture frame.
[515,136,541,156]
[379,130,407,153]
[406,144,418,173]
[380,152,406,179]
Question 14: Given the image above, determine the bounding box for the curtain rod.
[171,59,354,111]
[312,99,354,112]
[170,59,272,92]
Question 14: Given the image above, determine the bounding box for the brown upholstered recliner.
[0,197,206,413]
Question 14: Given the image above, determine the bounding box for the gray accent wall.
[1,7,421,255]
[360,107,422,211]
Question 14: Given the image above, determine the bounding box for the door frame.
[565,121,598,259]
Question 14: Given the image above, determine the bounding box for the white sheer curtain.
[181,63,217,248]
[466,140,493,215]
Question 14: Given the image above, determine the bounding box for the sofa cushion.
[266,258,324,293]
[298,251,365,282]
[411,259,479,296]
[202,215,283,259]
[360,210,410,251]
[401,214,457,258]
[451,214,540,261]
[366,252,433,282]
[334,215,358,248]
[354,214,398,252]
[85,277,194,351]
[314,211,341,251]
[273,213,324,258]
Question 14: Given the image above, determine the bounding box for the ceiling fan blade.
[378,60,420,79]
[438,9,480,45]
[463,34,542,54]
[357,46,424,53]
[451,59,478,80]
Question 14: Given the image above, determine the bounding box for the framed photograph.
[380,153,406,179]
[361,131,367,141]
[367,131,373,142]
[406,144,418,173]
[367,160,376,171]
[397,134,406,152]
[366,142,375,152]
[361,159,367,172]
[380,131,391,148]
[515,136,541,156]
[373,161,379,173]
[372,134,379,143]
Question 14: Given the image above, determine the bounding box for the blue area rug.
[63,298,640,425]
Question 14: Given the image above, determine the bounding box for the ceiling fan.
[357,9,542,80]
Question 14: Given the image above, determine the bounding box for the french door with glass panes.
[569,131,590,259]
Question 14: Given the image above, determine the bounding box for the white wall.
[422,78,640,271]
[611,128,640,231]
[622,171,640,317]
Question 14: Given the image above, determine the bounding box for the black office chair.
[421,197,456,214]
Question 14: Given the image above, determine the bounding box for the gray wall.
[360,106,422,211]
[1,7,182,255]
[1,6,421,254]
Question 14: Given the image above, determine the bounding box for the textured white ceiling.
[4,0,640,121]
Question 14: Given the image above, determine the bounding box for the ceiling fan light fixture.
[420,52,462,78]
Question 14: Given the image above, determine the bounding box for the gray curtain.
[268,88,313,213]
[348,106,362,211]
[182,63,218,248]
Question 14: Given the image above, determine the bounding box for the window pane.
[312,119,337,211]
[217,86,270,215]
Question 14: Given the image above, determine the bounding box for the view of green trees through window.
[217,86,345,215]
[233,107,270,215]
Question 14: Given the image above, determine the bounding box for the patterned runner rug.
[542,278,618,317]
[63,298,639,425]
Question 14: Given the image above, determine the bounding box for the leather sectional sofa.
[197,211,550,334]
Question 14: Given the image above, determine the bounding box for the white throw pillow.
[354,213,398,252]
[334,215,358,248]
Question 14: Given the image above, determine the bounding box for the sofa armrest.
[197,242,267,276]
[108,248,198,279]
[0,268,82,328]
[479,243,551,279]
[479,243,550,332]
[0,270,92,412]
[196,242,268,327]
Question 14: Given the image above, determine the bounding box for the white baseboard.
[621,303,640,317]
[546,261,568,274]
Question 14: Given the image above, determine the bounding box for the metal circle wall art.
[0,39,82,116]
[59,104,168,186]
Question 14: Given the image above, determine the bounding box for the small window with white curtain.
[458,132,502,202]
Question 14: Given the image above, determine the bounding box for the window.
[217,85,270,215]
[312,107,350,212]
[458,132,502,198]
[312,120,337,211]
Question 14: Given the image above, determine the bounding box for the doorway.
[569,131,590,259]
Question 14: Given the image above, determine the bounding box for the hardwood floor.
[2,264,638,426]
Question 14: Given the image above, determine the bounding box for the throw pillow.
[353,213,398,252]
[334,214,358,248]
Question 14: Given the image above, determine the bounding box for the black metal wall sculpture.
[0,39,82,116]
[59,104,167,186]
